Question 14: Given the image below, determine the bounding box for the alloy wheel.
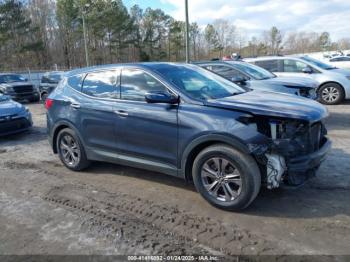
[201,157,242,202]
[322,86,339,103]
[59,134,80,167]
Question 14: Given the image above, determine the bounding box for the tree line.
[0,0,349,71]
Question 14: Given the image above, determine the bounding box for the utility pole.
[81,4,90,67]
[185,0,190,63]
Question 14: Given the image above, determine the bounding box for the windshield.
[0,74,27,83]
[230,62,276,80]
[155,64,245,101]
[300,56,336,70]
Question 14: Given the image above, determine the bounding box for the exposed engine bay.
[240,115,329,189]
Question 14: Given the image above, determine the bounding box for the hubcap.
[59,134,80,167]
[322,87,339,103]
[201,157,242,202]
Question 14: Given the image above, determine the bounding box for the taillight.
[45,98,53,110]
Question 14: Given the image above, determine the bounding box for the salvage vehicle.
[196,61,318,99]
[245,56,350,105]
[46,63,331,211]
[39,71,65,102]
[0,73,40,102]
[0,93,33,136]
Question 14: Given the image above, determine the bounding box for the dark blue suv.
[46,63,331,210]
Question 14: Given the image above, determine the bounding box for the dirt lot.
[0,102,350,257]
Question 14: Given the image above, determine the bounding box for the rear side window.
[255,60,279,72]
[283,59,308,72]
[209,65,246,80]
[82,70,119,99]
[121,69,169,101]
[67,74,83,91]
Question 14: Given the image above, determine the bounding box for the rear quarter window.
[67,74,84,91]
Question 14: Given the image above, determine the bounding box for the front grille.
[13,85,34,94]
[0,118,30,135]
[309,122,321,152]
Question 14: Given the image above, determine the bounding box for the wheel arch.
[318,81,345,92]
[51,120,84,154]
[180,134,250,182]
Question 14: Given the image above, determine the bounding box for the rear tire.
[57,128,90,171]
[318,83,344,105]
[41,93,48,103]
[192,144,261,211]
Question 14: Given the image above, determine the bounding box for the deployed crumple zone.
[241,115,330,188]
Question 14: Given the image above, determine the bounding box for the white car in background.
[245,56,350,105]
[328,56,350,70]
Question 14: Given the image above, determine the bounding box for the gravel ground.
[0,102,349,258]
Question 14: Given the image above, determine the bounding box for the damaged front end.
[241,116,331,189]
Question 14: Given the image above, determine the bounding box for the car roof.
[194,60,248,65]
[0,73,22,76]
[65,62,191,77]
[244,55,309,62]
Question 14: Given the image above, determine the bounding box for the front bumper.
[0,116,32,136]
[7,91,40,101]
[287,137,331,172]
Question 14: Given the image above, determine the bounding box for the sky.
[124,0,350,41]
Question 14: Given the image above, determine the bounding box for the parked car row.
[195,60,318,100]
[2,57,344,210]
[245,55,350,105]
[0,71,64,104]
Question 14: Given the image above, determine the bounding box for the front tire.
[57,128,90,171]
[318,83,344,105]
[192,144,261,211]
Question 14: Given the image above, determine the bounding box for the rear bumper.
[287,138,331,172]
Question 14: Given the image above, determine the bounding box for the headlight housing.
[5,86,14,92]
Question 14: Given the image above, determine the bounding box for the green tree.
[0,0,43,69]
[204,24,222,58]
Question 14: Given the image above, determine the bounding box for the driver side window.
[120,69,169,101]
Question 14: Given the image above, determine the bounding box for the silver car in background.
[197,61,318,99]
[245,56,350,104]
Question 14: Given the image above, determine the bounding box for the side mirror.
[231,76,248,84]
[302,67,313,74]
[145,91,179,104]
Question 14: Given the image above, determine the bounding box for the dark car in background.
[0,93,33,136]
[0,73,40,103]
[39,71,65,102]
[46,63,331,211]
[197,61,318,99]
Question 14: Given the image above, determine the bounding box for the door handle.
[114,110,128,117]
[70,103,81,109]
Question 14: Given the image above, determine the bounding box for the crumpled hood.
[262,76,318,89]
[205,90,328,122]
[0,98,24,116]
